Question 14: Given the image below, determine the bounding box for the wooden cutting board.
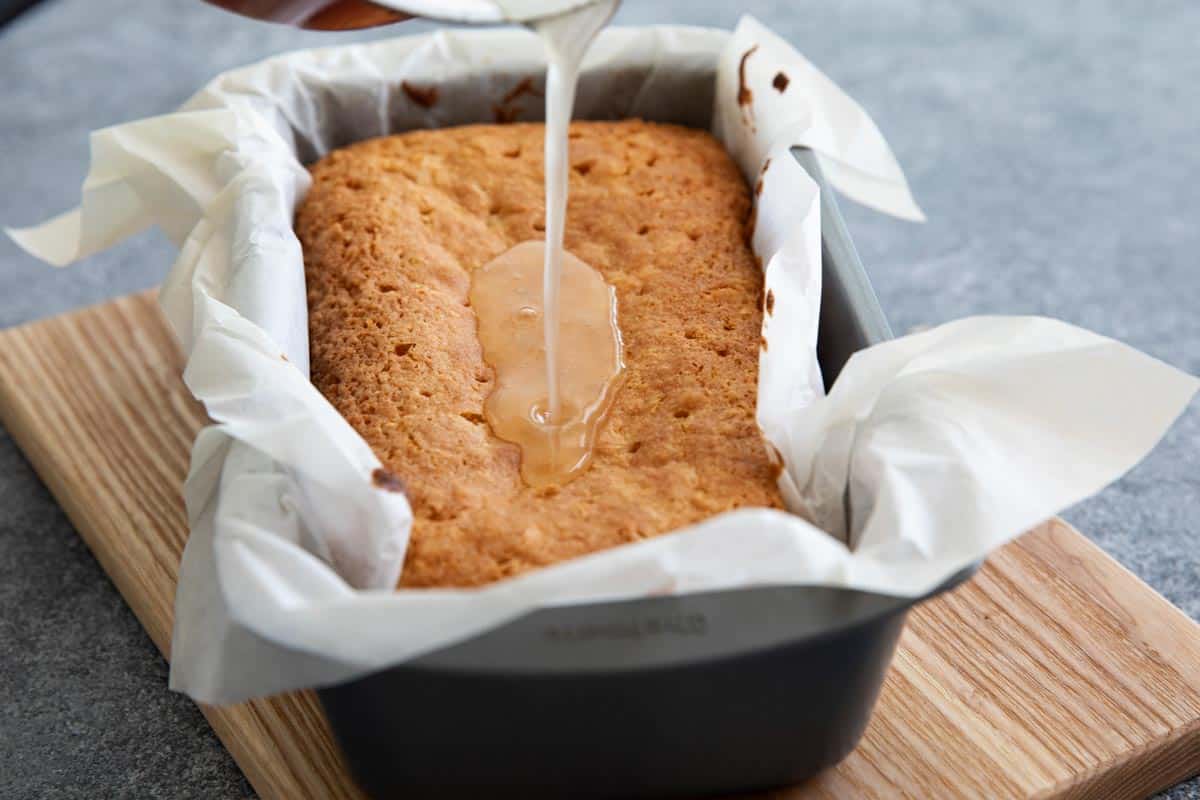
[2,290,1200,800]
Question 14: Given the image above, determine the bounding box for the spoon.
[203,0,601,30]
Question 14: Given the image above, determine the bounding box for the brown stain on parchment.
[401,81,439,109]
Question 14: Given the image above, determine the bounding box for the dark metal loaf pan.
[317,146,976,799]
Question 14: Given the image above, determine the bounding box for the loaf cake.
[297,120,783,588]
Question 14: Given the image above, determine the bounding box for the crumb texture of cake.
[297,120,783,589]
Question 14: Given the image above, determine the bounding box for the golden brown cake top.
[298,119,783,588]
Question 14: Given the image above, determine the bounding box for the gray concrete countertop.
[1,1,1197,797]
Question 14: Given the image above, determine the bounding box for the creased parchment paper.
[9,17,1197,704]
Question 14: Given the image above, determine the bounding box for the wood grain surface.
[1,291,1198,800]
